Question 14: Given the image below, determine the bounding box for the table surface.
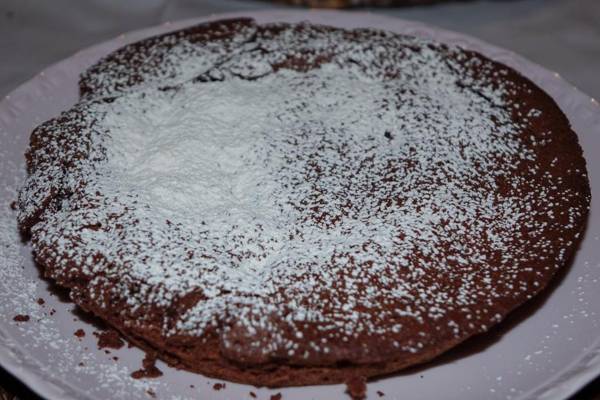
[1,0,598,399]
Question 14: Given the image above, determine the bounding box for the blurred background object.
[274,0,461,7]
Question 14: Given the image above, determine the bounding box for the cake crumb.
[74,328,85,338]
[377,390,385,397]
[345,376,367,400]
[213,383,226,391]
[94,329,124,349]
[131,353,163,379]
[270,393,282,400]
[13,314,30,322]
[9,201,17,210]
[249,391,257,398]
[36,297,45,305]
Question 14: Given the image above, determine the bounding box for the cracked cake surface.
[17,18,590,386]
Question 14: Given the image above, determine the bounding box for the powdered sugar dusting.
[0,145,164,400]
[16,19,590,370]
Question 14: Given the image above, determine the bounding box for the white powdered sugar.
[0,140,164,400]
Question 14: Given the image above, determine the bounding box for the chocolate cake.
[17,18,590,387]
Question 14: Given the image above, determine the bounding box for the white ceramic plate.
[1,10,599,400]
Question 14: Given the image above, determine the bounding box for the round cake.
[17,18,590,388]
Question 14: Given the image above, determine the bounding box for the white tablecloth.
[1,0,599,100]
